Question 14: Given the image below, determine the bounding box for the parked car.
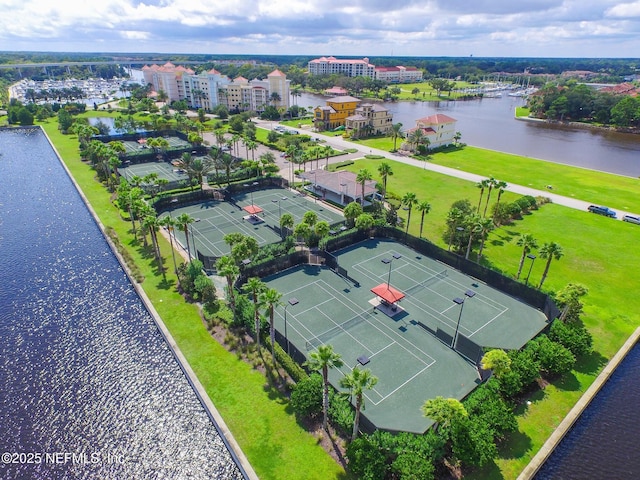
[587,205,617,218]
[623,214,640,225]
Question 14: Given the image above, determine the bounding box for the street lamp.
[525,253,536,286]
[452,290,476,349]
[284,297,299,356]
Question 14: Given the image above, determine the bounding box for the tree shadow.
[574,349,609,376]
[156,276,175,291]
[497,429,533,460]
[552,371,581,392]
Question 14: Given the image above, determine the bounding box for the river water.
[0,128,243,479]
[297,92,640,177]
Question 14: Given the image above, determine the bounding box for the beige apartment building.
[141,62,289,113]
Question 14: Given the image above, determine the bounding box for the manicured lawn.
[428,146,640,213]
[39,120,347,480]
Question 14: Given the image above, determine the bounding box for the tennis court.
[118,160,191,184]
[264,238,549,433]
[162,186,345,258]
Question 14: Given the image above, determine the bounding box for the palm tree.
[377,162,393,201]
[476,179,490,214]
[175,213,195,261]
[279,212,294,239]
[142,213,164,278]
[304,345,344,431]
[159,215,179,279]
[339,367,378,441]
[356,168,373,205]
[516,234,538,279]
[453,131,462,146]
[216,255,240,312]
[244,277,266,351]
[483,177,499,217]
[464,213,484,260]
[270,91,281,106]
[323,145,332,170]
[538,241,564,289]
[408,128,426,153]
[492,180,509,219]
[476,217,495,261]
[401,192,417,235]
[260,287,283,368]
[416,200,431,238]
[446,207,464,251]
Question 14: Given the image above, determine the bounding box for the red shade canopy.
[371,283,405,304]
[243,205,263,214]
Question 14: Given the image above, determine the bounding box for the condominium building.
[141,62,289,113]
[374,66,423,83]
[308,57,375,78]
[217,69,290,113]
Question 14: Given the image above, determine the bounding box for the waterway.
[296,92,640,177]
[0,128,243,479]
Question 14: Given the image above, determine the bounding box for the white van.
[622,214,640,225]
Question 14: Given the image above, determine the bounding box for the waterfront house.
[404,114,458,150]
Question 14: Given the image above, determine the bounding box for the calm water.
[0,128,243,479]
[297,92,640,177]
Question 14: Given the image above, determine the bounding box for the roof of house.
[268,69,286,77]
[326,95,362,104]
[416,114,457,125]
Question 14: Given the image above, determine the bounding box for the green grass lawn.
[39,119,347,480]
[427,146,640,213]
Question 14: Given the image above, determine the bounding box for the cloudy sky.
[2,0,639,57]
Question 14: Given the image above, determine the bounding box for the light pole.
[525,253,536,286]
[381,253,402,287]
[452,290,476,349]
[284,297,299,356]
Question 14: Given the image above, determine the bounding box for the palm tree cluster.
[401,191,432,239]
[516,233,564,289]
[304,344,378,441]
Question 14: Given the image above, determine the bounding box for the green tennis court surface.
[118,160,191,184]
[264,238,549,433]
[162,186,345,258]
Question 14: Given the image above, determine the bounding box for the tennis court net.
[405,269,448,295]
[306,310,374,351]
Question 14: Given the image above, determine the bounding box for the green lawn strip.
[39,121,346,480]
[428,146,640,213]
